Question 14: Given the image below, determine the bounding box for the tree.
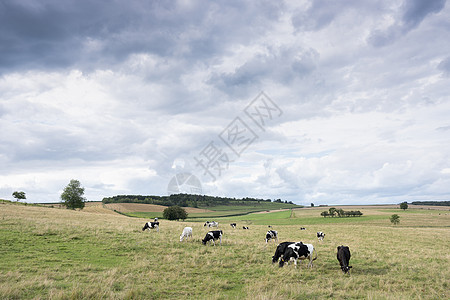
[12,191,26,202]
[329,207,337,217]
[163,205,188,220]
[311,203,314,207]
[400,202,408,210]
[390,214,400,225]
[61,179,86,209]
[320,211,329,218]
[336,208,345,217]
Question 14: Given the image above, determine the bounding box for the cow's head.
[341,265,352,274]
[142,223,149,231]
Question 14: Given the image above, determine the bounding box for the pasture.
[1,201,449,299]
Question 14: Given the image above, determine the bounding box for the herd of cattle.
[142,219,352,274]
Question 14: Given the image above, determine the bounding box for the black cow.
[265,230,278,243]
[142,221,159,232]
[202,230,223,246]
[300,227,306,230]
[272,241,295,263]
[279,242,310,268]
[230,223,237,228]
[337,246,352,274]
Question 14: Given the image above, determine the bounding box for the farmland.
[1,201,449,299]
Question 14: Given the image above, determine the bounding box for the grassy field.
[1,200,449,299]
[103,201,301,220]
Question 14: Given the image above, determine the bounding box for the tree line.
[102,194,295,207]
[411,201,450,206]
[320,207,363,217]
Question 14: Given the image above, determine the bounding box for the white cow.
[180,227,193,242]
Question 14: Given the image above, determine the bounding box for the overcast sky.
[1,0,449,205]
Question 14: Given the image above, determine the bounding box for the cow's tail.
[312,248,318,261]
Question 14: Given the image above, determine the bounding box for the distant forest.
[102,194,296,207]
[410,201,450,206]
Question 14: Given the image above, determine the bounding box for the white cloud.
[1,0,450,204]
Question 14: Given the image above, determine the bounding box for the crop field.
[1,201,449,299]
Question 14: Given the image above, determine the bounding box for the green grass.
[1,201,449,299]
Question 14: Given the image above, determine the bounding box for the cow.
[204,221,219,228]
[301,243,318,268]
[242,226,249,230]
[272,241,295,263]
[317,231,325,241]
[265,230,278,243]
[179,227,193,242]
[142,221,159,232]
[337,245,352,274]
[202,230,223,246]
[230,223,237,228]
[300,227,306,230]
[278,242,310,268]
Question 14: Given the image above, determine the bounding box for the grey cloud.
[368,0,446,47]
[0,0,283,74]
[438,56,450,75]
[208,46,319,96]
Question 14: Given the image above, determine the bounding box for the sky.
[1,0,450,205]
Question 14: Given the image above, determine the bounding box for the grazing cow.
[272,241,295,263]
[337,245,352,274]
[242,226,249,230]
[179,227,193,242]
[204,221,219,228]
[202,230,223,246]
[230,223,237,228]
[279,242,310,268]
[301,243,318,268]
[142,221,159,232]
[265,230,278,243]
[300,227,306,230]
[317,231,325,241]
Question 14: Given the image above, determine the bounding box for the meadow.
[1,201,449,299]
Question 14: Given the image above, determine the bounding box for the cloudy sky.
[1,0,449,205]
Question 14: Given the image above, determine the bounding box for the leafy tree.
[336,208,345,217]
[329,207,337,217]
[61,179,86,210]
[12,191,26,202]
[320,211,329,217]
[311,203,314,207]
[400,202,408,210]
[163,205,188,220]
[390,214,400,225]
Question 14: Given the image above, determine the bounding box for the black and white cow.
[242,226,249,230]
[317,231,325,241]
[300,227,306,230]
[202,230,223,246]
[272,241,295,263]
[337,245,352,274]
[142,221,159,232]
[204,221,219,228]
[265,230,278,243]
[278,242,310,268]
[230,223,237,228]
[301,243,318,268]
